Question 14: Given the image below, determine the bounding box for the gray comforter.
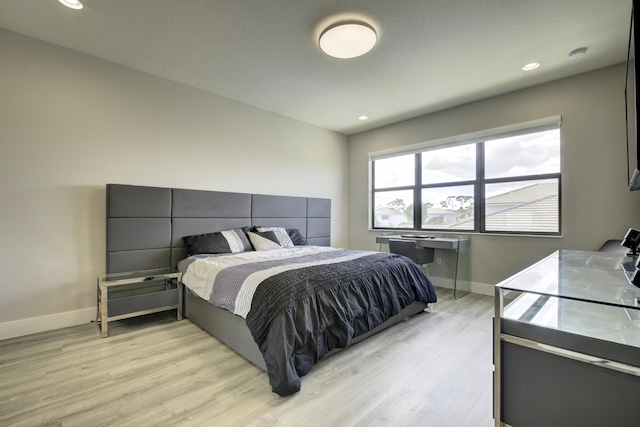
[245,250,437,396]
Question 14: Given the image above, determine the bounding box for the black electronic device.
[630,268,640,288]
[625,0,640,190]
[622,228,640,256]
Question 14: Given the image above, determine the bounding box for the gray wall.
[0,29,348,337]
[348,64,640,288]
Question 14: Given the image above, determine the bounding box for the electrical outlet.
[436,256,442,265]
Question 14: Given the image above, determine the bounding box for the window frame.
[369,117,562,236]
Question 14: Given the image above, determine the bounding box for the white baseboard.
[0,278,495,341]
[429,277,494,297]
[468,281,495,296]
[0,308,96,341]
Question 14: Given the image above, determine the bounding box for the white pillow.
[248,231,283,251]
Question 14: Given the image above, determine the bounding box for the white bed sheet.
[181,246,372,318]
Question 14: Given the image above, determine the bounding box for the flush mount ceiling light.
[522,62,540,71]
[319,21,377,59]
[569,47,588,60]
[58,0,83,9]
[358,115,369,121]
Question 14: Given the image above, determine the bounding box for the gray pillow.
[183,227,251,255]
[286,228,308,245]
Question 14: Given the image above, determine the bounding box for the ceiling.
[0,0,632,135]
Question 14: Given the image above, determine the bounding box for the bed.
[106,184,437,396]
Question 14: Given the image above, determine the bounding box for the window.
[372,154,415,228]
[370,119,561,235]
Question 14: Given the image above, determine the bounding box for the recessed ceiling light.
[358,115,369,121]
[569,47,588,60]
[319,21,377,59]
[58,0,83,10]
[522,62,540,71]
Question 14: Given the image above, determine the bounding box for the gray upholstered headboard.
[106,184,331,274]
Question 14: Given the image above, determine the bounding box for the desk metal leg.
[453,237,468,299]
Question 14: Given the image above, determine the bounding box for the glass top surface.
[497,250,640,311]
[98,267,173,282]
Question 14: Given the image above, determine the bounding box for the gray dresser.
[493,250,640,427]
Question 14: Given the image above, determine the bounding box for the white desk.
[375,235,466,250]
[376,235,469,298]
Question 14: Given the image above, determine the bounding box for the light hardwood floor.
[0,288,495,427]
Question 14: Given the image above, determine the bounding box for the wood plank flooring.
[0,288,495,427]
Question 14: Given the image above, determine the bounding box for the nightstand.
[97,268,182,337]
